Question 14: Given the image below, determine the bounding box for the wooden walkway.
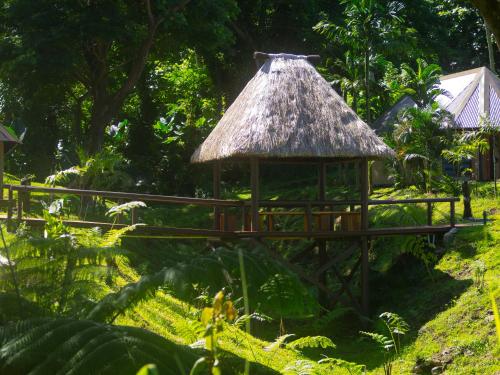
[0,184,462,240]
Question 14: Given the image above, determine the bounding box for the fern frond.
[0,318,197,375]
[106,201,147,218]
[360,331,393,351]
[101,225,142,247]
[263,334,295,352]
[286,336,335,350]
[86,266,184,323]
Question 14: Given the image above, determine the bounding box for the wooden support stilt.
[318,240,328,307]
[250,158,260,232]
[213,161,221,230]
[360,157,370,316]
[329,256,362,311]
[290,241,317,263]
[253,239,339,301]
[317,161,328,306]
[316,243,357,276]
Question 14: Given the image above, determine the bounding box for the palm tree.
[330,51,363,112]
[315,0,405,123]
[393,104,452,192]
[398,58,443,108]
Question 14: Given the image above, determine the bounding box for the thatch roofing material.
[191,53,394,163]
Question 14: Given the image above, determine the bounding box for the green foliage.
[286,336,336,350]
[87,265,181,324]
[314,0,415,122]
[390,104,453,192]
[0,209,130,318]
[361,312,409,375]
[0,318,197,375]
[136,364,160,375]
[190,291,237,375]
[391,58,443,107]
[106,201,147,218]
[473,260,486,290]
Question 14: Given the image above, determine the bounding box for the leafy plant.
[391,104,453,192]
[0,207,129,318]
[106,201,147,218]
[286,336,336,351]
[473,260,486,290]
[0,318,196,375]
[190,290,237,375]
[361,312,409,375]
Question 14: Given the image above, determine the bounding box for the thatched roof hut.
[191,53,394,163]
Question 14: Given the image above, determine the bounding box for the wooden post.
[7,187,13,220]
[317,160,328,307]
[306,203,313,233]
[318,160,326,202]
[213,161,221,230]
[17,190,22,220]
[360,157,370,316]
[131,207,138,225]
[223,207,229,232]
[250,158,260,232]
[20,178,31,213]
[450,200,456,227]
[427,202,432,226]
[0,142,4,201]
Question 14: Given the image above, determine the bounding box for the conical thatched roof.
[191,53,394,163]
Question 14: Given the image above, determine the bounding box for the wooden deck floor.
[3,216,474,240]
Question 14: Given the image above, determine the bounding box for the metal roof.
[373,66,500,131]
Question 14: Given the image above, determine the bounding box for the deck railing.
[1,184,459,237]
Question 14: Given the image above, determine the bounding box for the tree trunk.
[484,19,496,71]
[364,48,371,124]
[471,0,500,51]
[81,0,190,154]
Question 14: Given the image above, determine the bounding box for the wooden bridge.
[0,182,464,316]
[2,183,460,240]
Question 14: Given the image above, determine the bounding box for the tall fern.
[0,318,197,375]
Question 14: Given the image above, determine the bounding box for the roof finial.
[253,52,321,68]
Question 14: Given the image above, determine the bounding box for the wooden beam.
[330,261,362,312]
[253,239,340,301]
[250,158,260,232]
[316,243,357,276]
[290,241,317,263]
[7,184,242,207]
[329,257,362,312]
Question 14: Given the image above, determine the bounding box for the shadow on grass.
[332,254,471,370]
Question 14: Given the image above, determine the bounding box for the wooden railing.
[1,184,459,237]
